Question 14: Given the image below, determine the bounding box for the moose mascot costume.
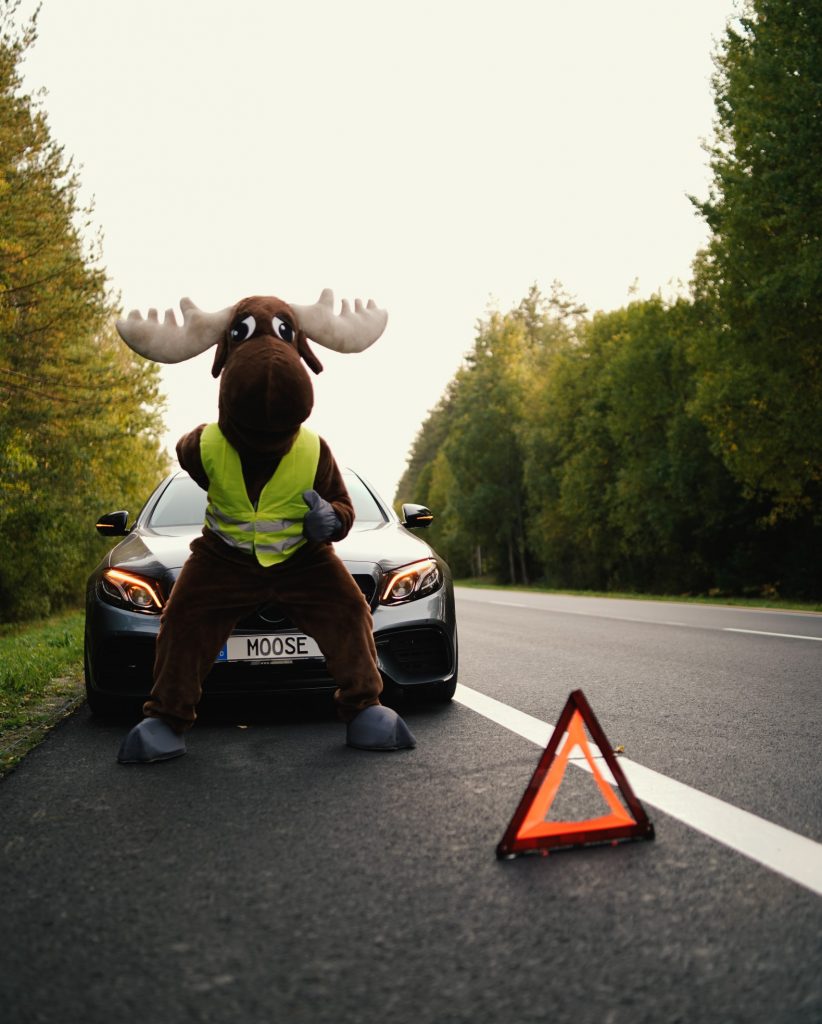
[115,289,416,763]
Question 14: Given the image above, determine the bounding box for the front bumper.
[84,584,457,701]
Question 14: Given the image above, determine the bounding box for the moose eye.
[230,314,256,342]
[272,316,295,343]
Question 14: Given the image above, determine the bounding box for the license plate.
[216,633,323,663]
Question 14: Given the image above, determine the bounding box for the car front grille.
[351,573,377,606]
[235,573,378,631]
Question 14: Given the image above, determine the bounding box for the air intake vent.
[376,628,451,683]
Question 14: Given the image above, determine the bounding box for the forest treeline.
[0,5,167,621]
[395,1,822,599]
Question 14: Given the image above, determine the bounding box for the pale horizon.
[19,0,738,502]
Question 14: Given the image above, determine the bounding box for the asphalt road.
[1,589,820,1024]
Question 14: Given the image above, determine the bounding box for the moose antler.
[115,298,232,363]
[291,289,388,353]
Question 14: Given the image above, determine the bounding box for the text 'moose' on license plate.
[216,633,323,663]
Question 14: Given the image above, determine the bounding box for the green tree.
[396,286,579,583]
[394,387,475,576]
[445,320,529,583]
[394,388,457,514]
[0,3,167,620]
[521,294,818,596]
[519,314,617,589]
[690,0,822,516]
[584,298,751,592]
[441,290,574,585]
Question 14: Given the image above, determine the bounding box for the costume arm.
[176,425,209,490]
[315,438,355,541]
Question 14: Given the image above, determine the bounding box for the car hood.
[107,521,436,576]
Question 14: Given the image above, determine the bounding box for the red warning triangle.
[497,689,654,857]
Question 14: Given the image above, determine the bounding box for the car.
[84,468,458,716]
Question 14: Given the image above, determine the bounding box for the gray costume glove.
[302,489,342,542]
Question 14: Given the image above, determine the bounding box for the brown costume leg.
[146,540,271,732]
[148,539,381,731]
[265,543,383,722]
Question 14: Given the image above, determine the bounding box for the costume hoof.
[346,705,416,751]
[117,718,187,764]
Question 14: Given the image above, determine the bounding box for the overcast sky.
[19,0,738,503]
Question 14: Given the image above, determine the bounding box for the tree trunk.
[517,541,530,587]
[515,490,530,585]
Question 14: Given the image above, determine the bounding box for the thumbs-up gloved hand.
[302,489,342,542]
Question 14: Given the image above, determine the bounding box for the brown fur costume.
[139,295,384,732]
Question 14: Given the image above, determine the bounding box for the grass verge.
[453,579,822,613]
[0,610,86,777]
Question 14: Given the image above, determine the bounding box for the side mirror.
[402,503,434,529]
[96,510,130,536]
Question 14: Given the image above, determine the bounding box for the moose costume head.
[117,289,388,452]
[114,289,416,764]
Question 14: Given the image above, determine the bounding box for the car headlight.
[100,568,164,614]
[381,558,442,605]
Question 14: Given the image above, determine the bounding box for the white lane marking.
[456,684,554,747]
[490,600,685,627]
[724,627,822,642]
[454,683,822,897]
[487,600,822,640]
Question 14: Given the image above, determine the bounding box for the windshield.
[148,470,387,527]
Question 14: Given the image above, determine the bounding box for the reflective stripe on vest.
[199,423,321,567]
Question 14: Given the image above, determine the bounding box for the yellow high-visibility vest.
[200,423,321,567]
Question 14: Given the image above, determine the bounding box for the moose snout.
[218,335,314,432]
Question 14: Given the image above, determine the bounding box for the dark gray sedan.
[85,469,457,715]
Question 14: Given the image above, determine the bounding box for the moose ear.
[211,334,229,378]
[297,331,324,375]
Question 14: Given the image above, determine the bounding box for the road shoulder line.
[724,627,822,642]
[487,599,822,640]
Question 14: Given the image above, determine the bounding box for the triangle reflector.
[497,689,654,857]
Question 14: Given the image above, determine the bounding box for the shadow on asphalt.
[81,685,457,734]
